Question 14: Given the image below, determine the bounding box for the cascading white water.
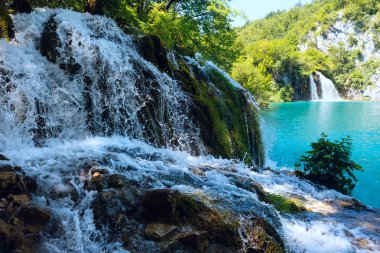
[310,72,341,101]
[310,75,319,100]
[1,9,203,152]
[0,9,379,253]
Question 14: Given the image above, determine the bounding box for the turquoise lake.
[261,101,380,208]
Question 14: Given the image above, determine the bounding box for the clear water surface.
[261,101,380,208]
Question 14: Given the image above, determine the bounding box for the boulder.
[39,16,61,64]
[86,0,103,15]
[176,230,209,253]
[246,218,285,253]
[15,205,52,226]
[141,189,208,225]
[0,154,9,161]
[108,174,125,189]
[141,189,242,249]
[91,189,138,237]
[8,194,31,205]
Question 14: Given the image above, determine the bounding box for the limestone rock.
[8,194,31,205]
[0,172,16,190]
[176,230,209,253]
[144,223,179,241]
[108,174,125,189]
[39,16,61,64]
[16,205,52,226]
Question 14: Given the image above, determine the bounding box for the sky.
[230,0,313,27]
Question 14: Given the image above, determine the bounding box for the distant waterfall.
[310,72,341,101]
[309,75,319,100]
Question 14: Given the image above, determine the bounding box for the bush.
[295,133,363,195]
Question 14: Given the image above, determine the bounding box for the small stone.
[144,223,179,241]
[191,168,205,177]
[8,194,31,205]
[0,172,17,190]
[92,172,101,177]
[108,174,124,188]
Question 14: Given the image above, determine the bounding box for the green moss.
[265,194,305,213]
[195,68,264,166]
[0,12,14,41]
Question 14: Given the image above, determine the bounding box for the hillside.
[233,0,380,106]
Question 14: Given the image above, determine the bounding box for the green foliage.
[296,133,363,195]
[231,0,380,103]
[29,0,86,11]
[28,0,237,71]
[0,2,14,41]
[142,0,238,70]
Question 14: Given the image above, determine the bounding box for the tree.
[295,133,363,195]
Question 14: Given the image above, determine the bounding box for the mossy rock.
[134,35,265,166]
[264,194,305,214]
[141,189,242,248]
[242,181,305,214]
[0,12,15,41]
[247,218,285,253]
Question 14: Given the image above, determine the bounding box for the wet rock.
[247,218,285,253]
[91,189,138,239]
[0,219,35,253]
[135,35,171,73]
[0,172,16,190]
[8,0,32,14]
[15,205,52,226]
[141,189,242,249]
[0,154,9,161]
[191,168,205,177]
[337,199,368,211]
[108,174,125,189]
[141,189,208,225]
[144,223,179,241]
[8,194,31,205]
[39,16,61,64]
[86,0,103,15]
[176,230,209,253]
[0,219,12,246]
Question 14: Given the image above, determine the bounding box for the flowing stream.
[0,9,379,253]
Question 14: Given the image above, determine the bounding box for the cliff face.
[300,12,380,101]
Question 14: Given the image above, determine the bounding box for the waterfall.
[0,9,378,253]
[309,72,341,101]
[0,9,204,153]
[309,75,319,100]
